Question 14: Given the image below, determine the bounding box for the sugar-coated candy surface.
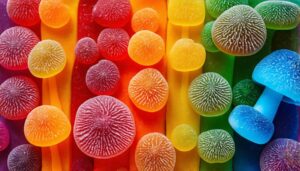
[75,37,100,65]
[73,96,135,159]
[229,105,274,144]
[188,72,232,116]
[0,76,40,120]
[169,38,206,72]
[197,129,235,164]
[0,121,9,152]
[233,79,262,106]
[97,28,129,61]
[260,138,300,171]
[253,49,300,102]
[7,144,41,171]
[131,8,160,33]
[171,124,197,152]
[39,0,70,28]
[135,133,176,171]
[86,60,120,95]
[255,1,300,30]
[212,5,267,56]
[0,26,39,70]
[168,0,205,26]
[24,105,71,147]
[92,0,131,28]
[205,0,248,18]
[128,30,165,66]
[201,21,219,53]
[128,68,168,112]
[28,40,66,78]
[6,0,40,26]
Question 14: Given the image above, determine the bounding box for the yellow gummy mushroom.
[28,40,66,78]
[39,0,70,29]
[171,124,197,152]
[169,38,206,72]
[168,0,205,26]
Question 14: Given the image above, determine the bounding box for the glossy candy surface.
[128,68,168,112]
[135,133,176,171]
[205,0,248,18]
[6,0,40,26]
[197,129,235,163]
[131,8,160,33]
[0,26,39,70]
[24,105,71,147]
[7,144,41,171]
[28,40,66,78]
[188,72,232,116]
[128,30,165,66]
[86,60,120,95]
[0,76,40,120]
[232,79,262,106]
[201,21,218,53]
[0,121,9,152]
[73,96,135,159]
[212,5,267,56]
[75,37,100,65]
[171,124,197,152]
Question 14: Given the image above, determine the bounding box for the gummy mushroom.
[229,49,300,144]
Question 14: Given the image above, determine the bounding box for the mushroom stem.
[254,87,283,121]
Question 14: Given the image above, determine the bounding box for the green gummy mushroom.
[201,21,219,53]
[233,79,263,106]
[205,0,248,18]
[197,129,235,164]
[255,1,300,30]
[188,72,232,117]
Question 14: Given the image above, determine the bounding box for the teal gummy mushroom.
[255,1,300,30]
[229,49,300,144]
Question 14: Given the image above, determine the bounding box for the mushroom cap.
[24,105,71,147]
[252,49,300,102]
[229,105,274,144]
[282,97,300,106]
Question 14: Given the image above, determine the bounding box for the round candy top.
[212,5,267,56]
[171,124,197,152]
[260,138,300,171]
[197,129,235,163]
[28,40,66,78]
[253,49,300,102]
[205,0,248,18]
[233,79,262,106]
[131,8,160,33]
[201,21,219,53]
[188,72,232,116]
[255,1,300,30]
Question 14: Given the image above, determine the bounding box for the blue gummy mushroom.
[229,49,300,144]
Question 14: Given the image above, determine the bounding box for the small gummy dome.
[253,49,300,102]
[6,0,40,26]
[131,8,160,33]
[212,5,267,56]
[0,76,40,120]
[24,105,71,147]
[169,38,206,72]
[197,129,235,164]
[168,0,205,26]
[201,21,219,53]
[229,105,274,144]
[39,0,70,28]
[73,95,135,159]
[75,37,100,65]
[188,72,232,117]
[171,124,197,152]
[7,144,41,171]
[205,0,248,18]
[128,30,165,66]
[86,60,120,95]
[0,121,9,152]
[135,133,176,171]
[128,68,169,112]
[233,79,262,106]
[28,40,66,78]
[92,0,131,28]
[260,138,300,171]
[255,1,300,30]
[0,26,39,70]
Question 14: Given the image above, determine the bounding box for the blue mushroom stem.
[253,87,283,121]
